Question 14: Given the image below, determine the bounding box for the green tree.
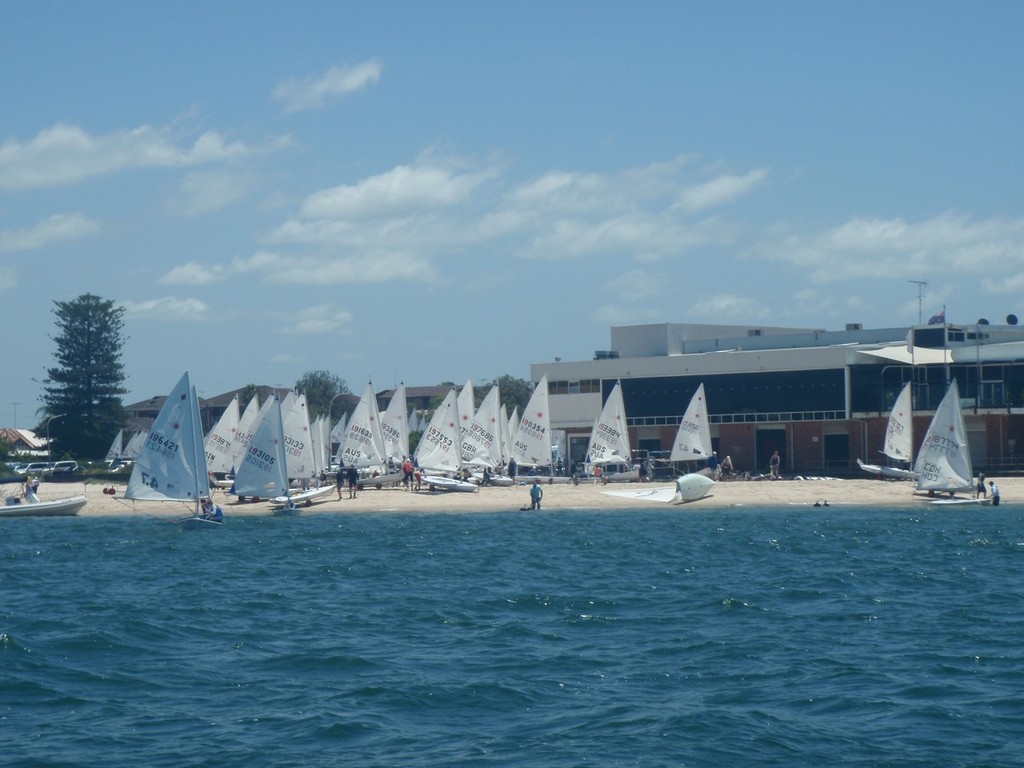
[40,294,128,460]
[294,370,349,421]
[491,374,533,415]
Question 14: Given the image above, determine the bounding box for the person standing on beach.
[529,479,543,510]
[769,450,781,479]
[336,464,345,500]
[989,480,1000,506]
[976,473,986,499]
[508,457,517,485]
[402,457,414,490]
[347,465,358,499]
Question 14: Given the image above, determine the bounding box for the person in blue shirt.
[529,479,543,510]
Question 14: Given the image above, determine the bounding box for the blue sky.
[3,1,1023,427]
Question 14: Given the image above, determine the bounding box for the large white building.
[531,321,1024,477]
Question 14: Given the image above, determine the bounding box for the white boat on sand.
[602,473,715,505]
[423,475,479,493]
[858,381,917,480]
[913,380,977,503]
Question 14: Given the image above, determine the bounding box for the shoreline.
[16,475,1019,518]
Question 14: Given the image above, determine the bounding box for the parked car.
[52,460,80,474]
[20,461,52,474]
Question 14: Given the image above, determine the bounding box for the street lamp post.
[46,414,65,468]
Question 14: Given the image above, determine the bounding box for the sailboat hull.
[423,475,479,492]
[175,516,223,528]
[857,459,917,480]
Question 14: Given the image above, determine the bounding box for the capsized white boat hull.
[470,472,514,487]
[357,470,404,489]
[423,475,479,493]
[601,473,714,504]
[271,485,336,509]
[857,458,917,480]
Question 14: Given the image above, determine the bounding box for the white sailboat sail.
[586,380,632,466]
[105,429,123,462]
[498,404,513,466]
[669,383,713,462]
[122,429,146,460]
[339,382,388,468]
[330,412,348,465]
[457,379,475,447]
[511,375,551,468]
[914,379,973,493]
[282,391,317,480]
[312,415,330,474]
[230,394,260,470]
[204,395,239,475]
[232,395,290,499]
[380,383,410,464]
[414,388,462,474]
[884,381,914,463]
[126,371,210,506]
[461,384,502,467]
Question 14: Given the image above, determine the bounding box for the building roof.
[0,428,46,451]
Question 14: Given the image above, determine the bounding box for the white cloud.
[982,272,1024,294]
[297,162,495,220]
[232,249,435,285]
[121,296,210,319]
[0,267,16,290]
[592,303,666,325]
[160,261,230,285]
[281,303,353,334]
[0,123,270,190]
[168,154,766,294]
[172,170,254,216]
[273,59,382,113]
[0,213,100,252]
[674,169,768,213]
[689,293,771,321]
[762,212,1024,283]
[607,270,667,301]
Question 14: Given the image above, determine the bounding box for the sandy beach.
[21,474,1018,519]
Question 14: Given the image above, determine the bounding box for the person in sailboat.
[200,497,223,521]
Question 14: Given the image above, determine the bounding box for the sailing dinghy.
[125,371,220,526]
[858,381,918,480]
[415,388,478,492]
[586,380,638,482]
[913,380,986,504]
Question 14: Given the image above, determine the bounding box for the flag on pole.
[927,309,945,325]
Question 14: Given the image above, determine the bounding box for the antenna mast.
[908,280,927,324]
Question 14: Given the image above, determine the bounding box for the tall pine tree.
[40,294,128,460]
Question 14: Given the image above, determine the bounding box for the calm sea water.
[2,505,1023,767]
